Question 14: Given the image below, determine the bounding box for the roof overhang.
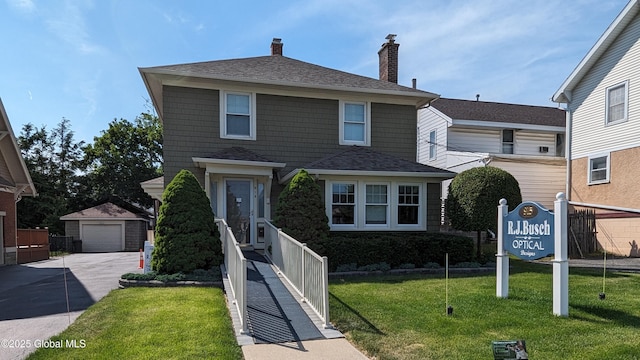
[451,119,565,132]
[140,69,438,122]
[280,168,455,184]
[552,0,640,103]
[193,157,286,177]
[140,176,164,201]
[0,98,36,198]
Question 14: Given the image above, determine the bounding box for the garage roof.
[60,202,148,221]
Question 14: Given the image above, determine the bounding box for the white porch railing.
[215,218,248,334]
[264,220,331,328]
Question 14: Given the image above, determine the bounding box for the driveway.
[0,252,141,360]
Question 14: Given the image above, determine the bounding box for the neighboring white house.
[418,97,566,210]
[553,0,640,257]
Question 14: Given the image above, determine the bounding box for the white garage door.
[82,224,123,252]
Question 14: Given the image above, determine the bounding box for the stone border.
[118,278,223,288]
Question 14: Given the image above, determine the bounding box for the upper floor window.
[340,101,370,146]
[588,153,610,185]
[429,130,437,160]
[606,81,628,125]
[221,91,256,140]
[502,129,514,154]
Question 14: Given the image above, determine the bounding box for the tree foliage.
[152,169,222,274]
[274,169,329,254]
[81,113,162,208]
[17,119,84,234]
[445,166,522,257]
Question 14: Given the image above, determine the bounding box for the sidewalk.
[221,251,369,360]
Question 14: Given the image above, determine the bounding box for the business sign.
[503,201,554,260]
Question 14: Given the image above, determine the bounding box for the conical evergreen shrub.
[274,169,329,254]
[152,169,222,274]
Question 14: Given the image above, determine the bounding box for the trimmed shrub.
[446,166,522,257]
[325,232,473,272]
[274,169,329,254]
[152,169,222,274]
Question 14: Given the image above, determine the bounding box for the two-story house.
[553,0,640,257]
[140,36,454,249]
[418,98,566,210]
[0,98,37,265]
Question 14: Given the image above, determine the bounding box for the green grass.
[329,260,640,360]
[27,287,243,360]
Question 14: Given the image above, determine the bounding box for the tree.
[80,113,162,208]
[151,169,222,274]
[445,166,522,259]
[274,169,329,254]
[17,119,84,234]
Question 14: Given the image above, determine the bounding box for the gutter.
[569,201,640,214]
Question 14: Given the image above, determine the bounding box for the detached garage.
[60,202,150,252]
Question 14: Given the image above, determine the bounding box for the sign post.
[496,199,509,298]
[553,192,569,316]
[497,193,568,316]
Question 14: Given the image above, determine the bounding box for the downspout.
[565,107,572,200]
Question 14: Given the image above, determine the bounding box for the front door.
[225,179,253,245]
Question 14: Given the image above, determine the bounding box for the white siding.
[417,107,449,169]
[491,160,566,209]
[449,128,500,153]
[571,13,640,159]
[516,132,558,156]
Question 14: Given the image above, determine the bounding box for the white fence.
[215,218,248,334]
[264,220,331,328]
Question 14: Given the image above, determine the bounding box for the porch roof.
[193,147,286,177]
[281,146,455,183]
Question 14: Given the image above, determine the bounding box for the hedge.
[325,232,474,272]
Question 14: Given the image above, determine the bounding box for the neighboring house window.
[429,130,437,160]
[331,183,356,225]
[365,184,388,225]
[398,185,420,225]
[556,134,565,157]
[502,129,514,154]
[339,101,370,145]
[588,154,610,184]
[605,81,629,125]
[221,91,256,140]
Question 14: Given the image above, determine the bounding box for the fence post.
[240,257,248,334]
[322,255,331,329]
[301,243,307,302]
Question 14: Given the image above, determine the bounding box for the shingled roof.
[291,146,455,178]
[60,202,148,221]
[206,147,279,163]
[142,55,434,97]
[431,98,565,127]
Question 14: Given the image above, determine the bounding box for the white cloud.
[45,1,105,55]
[6,0,35,12]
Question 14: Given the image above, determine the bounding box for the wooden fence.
[17,228,50,264]
[568,209,598,258]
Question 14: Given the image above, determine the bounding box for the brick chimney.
[271,38,283,56]
[378,34,399,83]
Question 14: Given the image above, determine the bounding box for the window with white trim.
[606,81,628,125]
[331,183,355,225]
[339,101,370,145]
[588,154,610,185]
[502,129,514,154]
[365,184,388,225]
[429,130,437,160]
[221,91,256,140]
[398,185,420,224]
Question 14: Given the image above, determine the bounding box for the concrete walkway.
[222,251,369,360]
[0,252,141,360]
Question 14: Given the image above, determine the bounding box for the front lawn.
[27,287,242,360]
[329,260,640,360]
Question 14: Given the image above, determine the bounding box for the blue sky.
[0,0,629,143]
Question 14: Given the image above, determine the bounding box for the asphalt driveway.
[0,252,141,360]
